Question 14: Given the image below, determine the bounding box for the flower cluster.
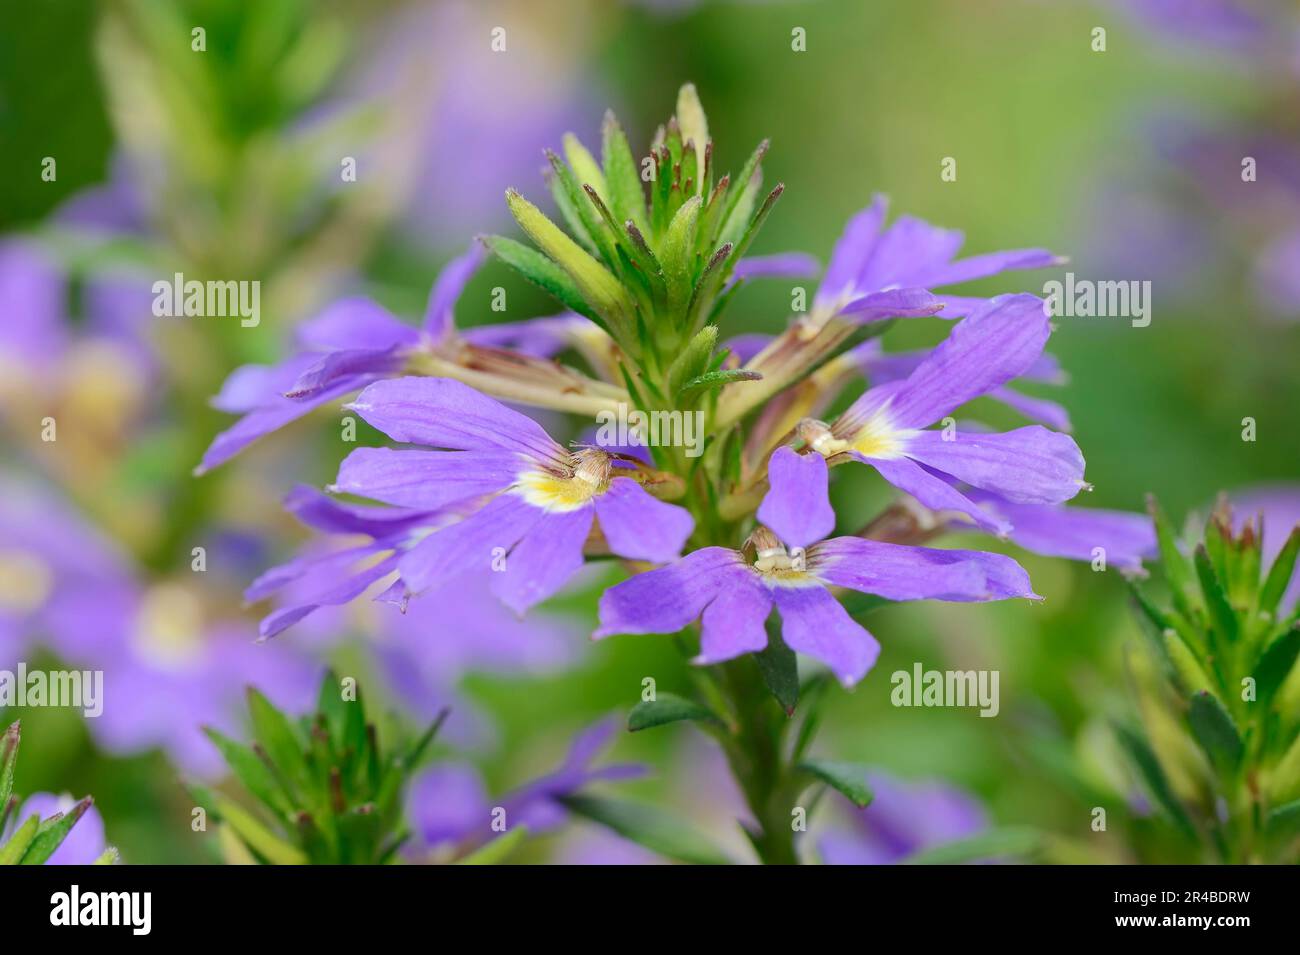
[213,85,1152,691]
[201,84,1160,863]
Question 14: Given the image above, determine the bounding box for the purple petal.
[697,566,771,665]
[594,547,739,638]
[865,454,1010,535]
[397,493,543,595]
[853,293,1050,430]
[969,493,1155,571]
[347,377,567,466]
[816,196,888,308]
[916,247,1062,288]
[721,333,774,364]
[283,484,434,538]
[295,297,418,351]
[859,215,964,292]
[490,506,594,614]
[408,763,490,848]
[423,242,486,338]
[771,584,881,687]
[210,356,318,413]
[992,387,1073,432]
[812,537,1037,601]
[904,426,1086,505]
[259,552,400,639]
[285,347,407,399]
[731,252,821,282]
[837,287,944,323]
[333,447,517,510]
[462,312,589,358]
[197,374,369,474]
[757,448,835,547]
[592,477,694,562]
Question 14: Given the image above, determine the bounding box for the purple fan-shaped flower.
[814,196,1062,322]
[332,377,694,614]
[768,294,1087,538]
[596,517,1036,686]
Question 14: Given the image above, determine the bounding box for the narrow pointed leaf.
[1187,690,1243,771]
[796,760,873,808]
[627,692,724,732]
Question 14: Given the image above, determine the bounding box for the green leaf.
[600,110,649,235]
[716,139,768,244]
[202,727,291,816]
[0,813,39,865]
[247,687,308,795]
[755,629,799,714]
[627,692,724,733]
[1187,690,1243,771]
[666,323,717,395]
[1148,495,1197,619]
[481,235,599,324]
[0,721,18,816]
[679,368,761,402]
[562,133,607,204]
[92,847,120,865]
[20,797,93,865]
[547,151,617,266]
[1163,628,1215,696]
[1194,544,1239,643]
[456,824,531,865]
[559,794,731,865]
[903,827,1044,865]
[675,83,709,188]
[726,182,785,268]
[506,190,635,333]
[796,760,873,808]
[1260,526,1300,615]
[1265,798,1300,836]
[212,794,308,865]
[1113,722,1197,839]
[1254,627,1300,701]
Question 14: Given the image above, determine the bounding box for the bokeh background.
[1,0,1297,863]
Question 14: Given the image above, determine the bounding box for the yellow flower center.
[511,449,611,513]
[132,582,206,668]
[0,549,54,613]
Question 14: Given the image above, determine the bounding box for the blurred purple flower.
[405,719,645,860]
[819,772,987,864]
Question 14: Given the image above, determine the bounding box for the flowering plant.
[208,84,1158,864]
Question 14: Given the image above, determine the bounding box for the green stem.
[717,659,800,865]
